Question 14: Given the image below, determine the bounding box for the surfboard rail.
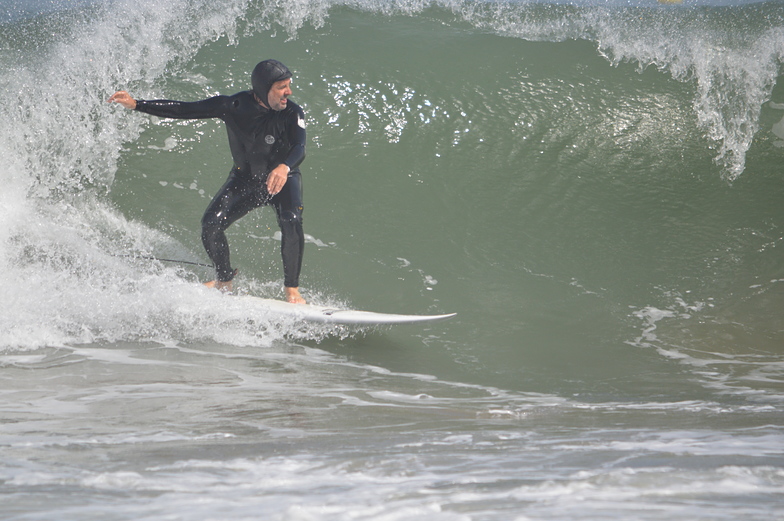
[239,295,456,325]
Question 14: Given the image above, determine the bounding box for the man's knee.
[277,206,303,227]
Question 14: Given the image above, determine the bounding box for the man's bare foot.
[285,287,306,304]
[204,279,233,293]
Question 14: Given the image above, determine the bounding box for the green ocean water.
[1,1,783,519]
[110,7,782,392]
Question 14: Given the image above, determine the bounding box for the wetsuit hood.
[251,59,292,109]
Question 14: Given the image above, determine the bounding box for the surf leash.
[112,253,214,268]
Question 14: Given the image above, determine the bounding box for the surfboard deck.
[240,295,456,325]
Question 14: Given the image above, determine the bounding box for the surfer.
[108,59,307,304]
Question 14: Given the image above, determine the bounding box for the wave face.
[1,1,783,520]
[1,0,782,348]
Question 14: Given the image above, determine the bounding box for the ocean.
[1,0,783,519]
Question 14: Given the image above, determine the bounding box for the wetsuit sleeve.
[282,107,306,170]
[134,96,228,120]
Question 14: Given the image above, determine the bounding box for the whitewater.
[1,0,783,519]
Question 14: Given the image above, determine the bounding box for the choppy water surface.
[1,0,783,519]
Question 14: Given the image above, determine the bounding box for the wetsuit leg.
[201,169,267,282]
[271,171,304,288]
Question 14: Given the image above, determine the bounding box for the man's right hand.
[107,91,137,110]
[266,163,290,196]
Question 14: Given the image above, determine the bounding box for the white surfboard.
[240,295,456,326]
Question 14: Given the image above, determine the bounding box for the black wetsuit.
[135,92,306,286]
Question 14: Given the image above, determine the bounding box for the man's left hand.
[267,164,290,195]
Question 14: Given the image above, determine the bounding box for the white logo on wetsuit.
[265,135,275,145]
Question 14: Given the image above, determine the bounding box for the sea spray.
[1,0,782,351]
[0,0,293,349]
[1,3,783,520]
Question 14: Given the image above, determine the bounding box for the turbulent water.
[1,0,783,519]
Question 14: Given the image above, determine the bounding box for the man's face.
[267,78,292,111]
